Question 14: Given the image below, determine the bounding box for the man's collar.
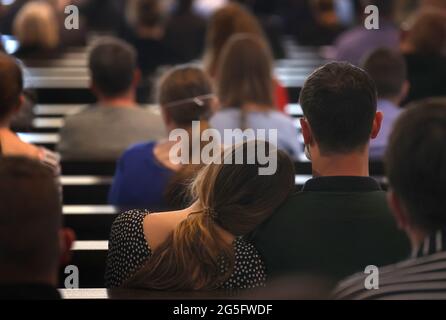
[302,176,382,192]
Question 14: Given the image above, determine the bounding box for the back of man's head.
[89,37,138,98]
[0,157,61,284]
[300,62,377,154]
[362,48,407,100]
[386,99,446,233]
[0,52,23,122]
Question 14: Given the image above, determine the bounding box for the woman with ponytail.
[108,65,215,211]
[105,140,295,290]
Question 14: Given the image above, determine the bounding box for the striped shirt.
[334,229,446,300]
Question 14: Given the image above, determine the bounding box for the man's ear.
[300,118,313,146]
[59,228,76,267]
[387,190,409,231]
[11,94,25,114]
[371,111,383,139]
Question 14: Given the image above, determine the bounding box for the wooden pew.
[63,205,118,240]
[61,176,112,204]
[61,241,108,288]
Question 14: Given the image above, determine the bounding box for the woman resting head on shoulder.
[105,140,295,290]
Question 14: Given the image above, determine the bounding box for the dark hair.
[385,98,446,232]
[362,48,407,99]
[126,140,295,290]
[0,53,23,121]
[89,38,137,97]
[137,0,164,28]
[299,62,377,154]
[0,157,61,281]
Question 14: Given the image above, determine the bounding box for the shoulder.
[110,210,150,239]
[120,141,157,163]
[224,238,267,289]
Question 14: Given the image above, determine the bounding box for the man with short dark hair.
[0,157,75,300]
[362,48,409,160]
[253,62,410,283]
[335,99,446,299]
[58,37,165,161]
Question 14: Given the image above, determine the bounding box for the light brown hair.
[204,2,265,77]
[126,141,295,290]
[157,66,214,209]
[13,1,60,50]
[216,34,274,110]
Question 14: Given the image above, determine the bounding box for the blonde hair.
[13,1,60,50]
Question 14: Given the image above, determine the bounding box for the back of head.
[13,1,59,50]
[89,37,138,98]
[136,0,164,28]
[386,99,446,232]
[0,157,61,283]
[0,53,23,122]
[217,34,274,109]
[403,10,446,56]
[300,62,377,154]
[205,2,265,76]
[362,48,407,99]
[157,65,213,126]
[128,140,295,290]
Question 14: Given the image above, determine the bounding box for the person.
[332,0,399,66]
[400,10,446,105]
[105,140,295,289]
[0,157,75,300]
[362,48,409,160]
[120,0,174,78]
[58,38,165,161]
[0,52,59,172]
[12,1,62,61]
[204,2,289,112]
[210,34,301,160]
[164,0,207,64]
[335,99,446,300]
[108,65,214,211]
[252,62,411,283]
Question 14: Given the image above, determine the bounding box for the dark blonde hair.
[204,2,265,77]
[126,141,295,290]
[157,66,214,209]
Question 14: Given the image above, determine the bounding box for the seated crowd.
[0,0,446,300]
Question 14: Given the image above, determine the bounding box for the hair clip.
[164,94,215,108]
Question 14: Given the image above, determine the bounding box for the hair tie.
[203,207,218,219]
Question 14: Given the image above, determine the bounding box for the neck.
[311,149,370,177]
[97,93,136,108]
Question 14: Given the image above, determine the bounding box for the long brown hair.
[126,141,295,290]
[204,2,266,78]
[157,66,214,209]
[216,34,275,130]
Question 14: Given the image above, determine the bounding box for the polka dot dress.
[105,210,267,289]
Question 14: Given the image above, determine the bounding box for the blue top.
[210,109,302,160]
[370,99,402,160]
[108,142,173,211]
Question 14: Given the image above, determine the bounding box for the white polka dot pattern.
[105,210,267,289]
